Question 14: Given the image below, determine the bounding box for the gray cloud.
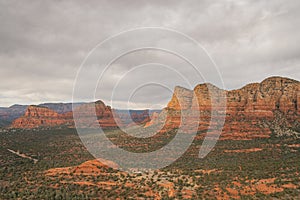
[0,0,299,108]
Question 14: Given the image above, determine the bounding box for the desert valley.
[0,76,299,199]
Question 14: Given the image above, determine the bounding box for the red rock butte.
[11,101,152,129]
[152,76,299,140]
[11,76,299,141]
[11,101,123,129]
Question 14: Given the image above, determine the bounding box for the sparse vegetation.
[0,128,299,199]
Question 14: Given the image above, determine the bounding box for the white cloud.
[0,0,299,108]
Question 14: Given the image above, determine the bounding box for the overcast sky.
[0,0,299,108]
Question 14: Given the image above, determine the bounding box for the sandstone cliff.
[11,105,73,129]
[72,100,123,128]
[11,101,121,129]
[10,101,154,129]
[10,76,299,138]
[0,103,83,127]
[152,76,299,140]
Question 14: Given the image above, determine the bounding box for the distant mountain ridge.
[3,76,300,138]
[39,103,84,114]
[0,102,83,127]
[8,101,160,129]
[0,105,28,127]
[0,102,160,128]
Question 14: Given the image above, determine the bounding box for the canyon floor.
[0,128,299,199]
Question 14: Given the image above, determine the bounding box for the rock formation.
[152,76,300,140]
[9,76,300,139]
[10,101,155,129]
[72,100,123,128]
[0,103,83,127]
[11,105,73,129]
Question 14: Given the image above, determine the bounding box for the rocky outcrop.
[0,103,84,127]
[9,76,300,137]
[11,101,122,129]
[11,105,73,129]
[153,76,300,140]
[167,86,194,110]
[10,101,156,129]
[144,112,160,127]
[226,77,299,118]
[72,101,123,128]
[45,159,119,176]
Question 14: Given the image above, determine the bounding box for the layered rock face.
[11,101,122,129]
[144,112,160,127]
[167,86,194,110]
[72,101,123,128]
[0,103,84,127]
[10,101,155,129]
[10,76,299,138]
[226,77,298,118]
[11,105,74,129]
[153,77,299,140]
